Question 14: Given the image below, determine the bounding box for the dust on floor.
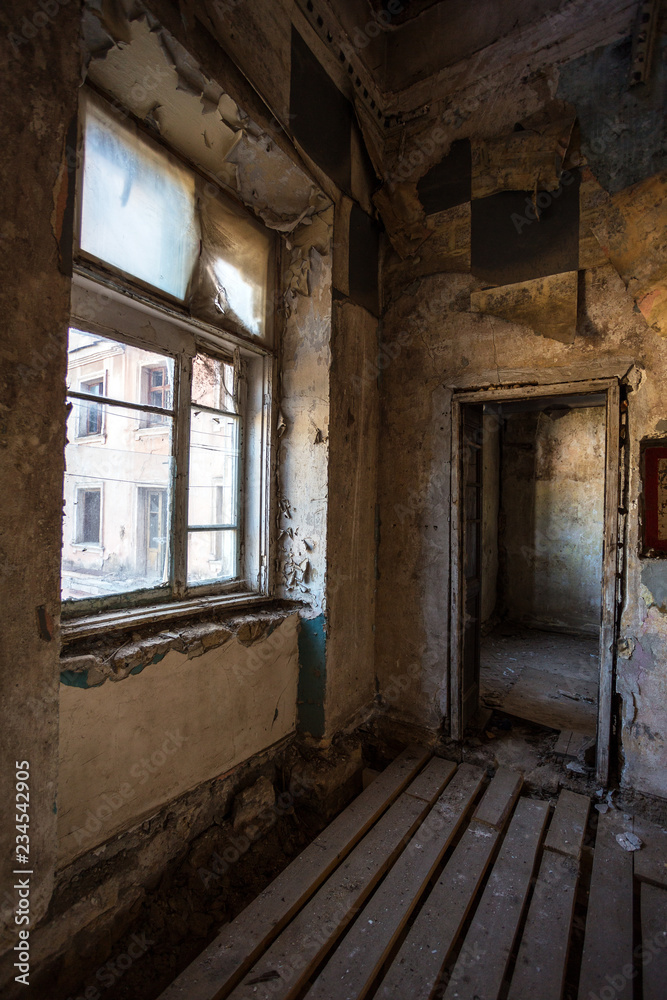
[480,624,599,734]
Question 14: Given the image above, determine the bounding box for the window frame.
[64,278,275,618]
[62,90,277,622]
[76,374,106,438]
[72,86,276,349]
[74,485,103,547]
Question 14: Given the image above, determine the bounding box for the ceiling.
[335,0,573,94]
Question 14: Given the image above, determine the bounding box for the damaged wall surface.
[1,0,382,982]
[58,613,299,865]
[0,0,81,946]
[373,3,667,800]
[376,263,667,798]
[3,0,667,993]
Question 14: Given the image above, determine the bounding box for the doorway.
[450,380,621,784]
[138,486,168,581]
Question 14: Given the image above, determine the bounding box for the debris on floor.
[616,831,643,851]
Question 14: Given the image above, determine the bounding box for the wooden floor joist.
[577,810,634,1000]
[159,749,666,1000]
[158,745,430,1000]
[304,762,485,1000]
[442,797,550,1000]
[508,790,589,1000]
[226,757,456,1000]
[377,767,522,1000]
[641,882,667,1000]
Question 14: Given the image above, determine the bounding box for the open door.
[459,404,484,734]
[450,379,621,784]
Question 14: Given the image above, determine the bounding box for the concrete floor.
[480,625,599,735]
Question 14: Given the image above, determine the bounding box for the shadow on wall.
[497,405,606,635]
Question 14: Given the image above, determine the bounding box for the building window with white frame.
[61,89,275,614]
[77,376,104,437]
[75,487,102,546]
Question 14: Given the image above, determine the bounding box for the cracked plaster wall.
[376,262,667,797]
[0,0,380,958]
[373,6,667,799]
[57,613,299,866]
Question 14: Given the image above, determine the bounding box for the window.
[76,488,101,545]
[78,378,104,436]
[62,90,274,614]
[188,354,240,584]
[142,365,172,427]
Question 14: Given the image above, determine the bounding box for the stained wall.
[373,3,667,800]
[0,0,381,975]
[499,406,605,634]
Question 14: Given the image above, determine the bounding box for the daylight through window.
[62,91,274,613]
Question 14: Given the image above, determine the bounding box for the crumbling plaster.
[1,0,382,964]
[325,298,379,733]
[3,1,667,989]
[376,259,667,797]
[58,613,299,866]
[371,7,667,798]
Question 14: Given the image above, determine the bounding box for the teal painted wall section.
[297,614,326,737]
[60,670,92,689]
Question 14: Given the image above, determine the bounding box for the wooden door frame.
[449,378,621,785]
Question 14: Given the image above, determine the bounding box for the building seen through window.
[62,91,272,612]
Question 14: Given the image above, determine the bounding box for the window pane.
[67,330,174,411]
[78,490,101,544]
[62,402,173,600]
[187,530,237,585]
[188,409,239,528]
[79,95,199,300]
[190,184,271,338]
[191,353,236,412]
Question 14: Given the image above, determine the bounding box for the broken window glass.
[191,352,236,413]
[65,86,273,612]
[189,183,271,339]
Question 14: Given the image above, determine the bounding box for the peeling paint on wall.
[83,8,329,236]
[470,111,575,199]
[589,170,667,337]
[58,613,300,864]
